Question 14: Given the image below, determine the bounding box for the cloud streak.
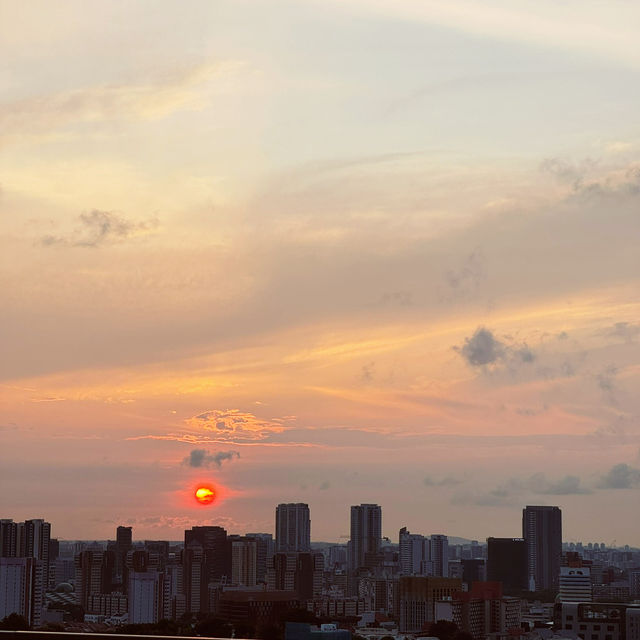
[42,210,157,248]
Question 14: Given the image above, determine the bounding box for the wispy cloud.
[41,209,157,248]
[452,472,592,506]
[186,409,288,442]
[1,60,242,145]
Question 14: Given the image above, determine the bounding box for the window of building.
[607,627,614,631]
[591,635,599,640]
[580,625,587,631]
[567,616,574,621]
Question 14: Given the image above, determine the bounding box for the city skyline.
[1,0,640,543]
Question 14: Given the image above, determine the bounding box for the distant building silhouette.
[348,504,382,572]
[523,505,562,591]
[276,504,311,552]
[487,537,527,594]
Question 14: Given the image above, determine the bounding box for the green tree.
[428,620,459,640]
[195,616,233,638]
[0,613,30,630]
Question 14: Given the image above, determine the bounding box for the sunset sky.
[1,0,639,545]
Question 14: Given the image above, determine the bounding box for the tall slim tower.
[275,504,310,552]
[348,504,382,571]
[429,535,449,578]
[522,505,562,591]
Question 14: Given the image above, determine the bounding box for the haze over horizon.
[1,0,639,545]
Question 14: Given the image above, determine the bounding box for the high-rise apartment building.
[399,528,431,575]
[267,551,323,600]
[246,533,274,584]
[522,506,562,591]
[275,504,311,552]
[0,520,17,558]
[74,547,116,612]
[430,535,449,578]
[487,537,527,594]
[231,538,258,587]
[348,504,382,571]
[129,571,164,624]
[0,557,42,627]
[183,525,230,614]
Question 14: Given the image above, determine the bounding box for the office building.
[523,505,562,591]
[348,504,382,571]
[231,537,258,587]
[267,552,324,600]
[461,558,486,587]
[398,575,462,632]
[435,582,520,640]
[556,603,640,640]
[487,537,528,594]
[430,535,449,578]
[399,528,431,575]
[276,504,311,552]
[558,567,592,603]
[246,533,275,584]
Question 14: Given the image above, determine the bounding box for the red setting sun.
[194,485,216,505]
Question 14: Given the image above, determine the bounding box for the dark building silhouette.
[462,558,486,587]
[268,551,323,600]
[348,504,382,571]
[275,504,311,552]
[523,505,562,591]
[74,547,116,611]
[487,537,527,594]
[183,525,230,614]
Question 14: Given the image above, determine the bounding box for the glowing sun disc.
[195,486,216,505]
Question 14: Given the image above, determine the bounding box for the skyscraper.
[348,504,382,571]
[0,557,42,627]
[275,504,310,552]
[399,527,430,575]
[183,525,230,614]
[522,505,562,591]
[487,537,527,594]
[430,535,449,578]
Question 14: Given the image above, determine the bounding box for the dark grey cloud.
[457,327,505,366]
[453,472,591,506]
[595,365,618,403]
[182,448,240,468]
[359,362,376,383]
[597,463,640,489]
[540,157,598,190]
[42,209,157,248]
[608,322,640,342]
[455,327,536,368]
[424,475,464,487]
[443,249,486,298]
